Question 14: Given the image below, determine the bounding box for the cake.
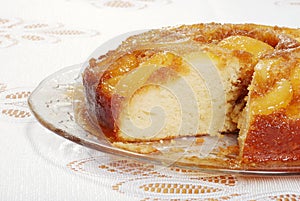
[82,23,300,165]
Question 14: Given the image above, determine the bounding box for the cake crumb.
[195,138,205,145]
[217,145,239,158]
[112,142,159,154]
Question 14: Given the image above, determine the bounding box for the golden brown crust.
[243,111,300,164]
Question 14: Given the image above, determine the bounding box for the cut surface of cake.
[82,23,300,165]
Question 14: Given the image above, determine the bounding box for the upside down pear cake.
[82,23,300,164]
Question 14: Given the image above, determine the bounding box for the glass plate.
[28,31,300,175]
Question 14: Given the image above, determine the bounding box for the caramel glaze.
[243,110,300,164]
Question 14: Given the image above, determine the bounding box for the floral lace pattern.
[0,83,34,122]
[67,156,239,200]
[0,17,99,48]
[67,155,300,201]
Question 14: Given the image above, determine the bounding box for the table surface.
[1,0,300,200]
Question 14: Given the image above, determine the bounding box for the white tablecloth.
[1,0,300,200]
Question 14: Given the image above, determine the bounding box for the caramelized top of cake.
[85,23,300,98]
[250,48,300,117]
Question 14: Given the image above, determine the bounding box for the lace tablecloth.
[1,0,300,200]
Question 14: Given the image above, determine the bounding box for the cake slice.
[238,47,300,165]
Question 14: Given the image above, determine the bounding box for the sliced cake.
[82,23,300,164]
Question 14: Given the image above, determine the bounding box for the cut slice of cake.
[238,47,300,165]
